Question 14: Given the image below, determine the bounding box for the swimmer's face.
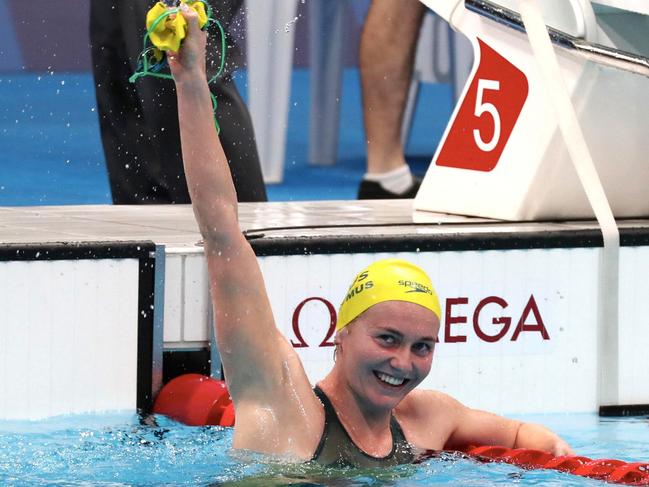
[337,300,440,411]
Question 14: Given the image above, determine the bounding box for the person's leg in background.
[358,0,425,199]
[90,0,267,204]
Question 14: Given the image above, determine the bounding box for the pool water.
[0,412,647,486]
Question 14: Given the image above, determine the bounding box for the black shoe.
[357,177,422,200]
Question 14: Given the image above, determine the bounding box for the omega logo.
[290,297,337,348]
[290,294,550,349]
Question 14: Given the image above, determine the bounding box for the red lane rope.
[460,445,649,485]
[153,374,649,484]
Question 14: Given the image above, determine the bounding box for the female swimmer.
[169,4,572,466]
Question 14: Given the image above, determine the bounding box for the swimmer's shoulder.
[395,389,466,449]
[397,388,465,416]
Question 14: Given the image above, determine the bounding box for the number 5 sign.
[436,39,529,172]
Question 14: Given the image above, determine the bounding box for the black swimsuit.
[311,386,415,467]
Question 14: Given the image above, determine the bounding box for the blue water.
[1,412,647,486]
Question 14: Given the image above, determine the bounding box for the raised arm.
[168,5,323,456]
[168,3,274,402]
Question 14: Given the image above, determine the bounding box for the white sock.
[363,165,413,194]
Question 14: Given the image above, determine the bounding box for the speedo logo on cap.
[398,280,433,295]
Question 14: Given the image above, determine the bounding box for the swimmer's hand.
[514,422,574,456]
[167,3,207,84]
[549,438,574,457]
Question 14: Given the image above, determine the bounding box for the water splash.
[285,16,299,33]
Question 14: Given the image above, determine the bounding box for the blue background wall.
[0,0,371,74]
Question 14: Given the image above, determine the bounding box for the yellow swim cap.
[336,259,441,331]
[146,1,209,53]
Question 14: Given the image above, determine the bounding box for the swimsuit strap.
[311,386,415,467]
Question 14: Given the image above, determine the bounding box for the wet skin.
[331,301,440,417]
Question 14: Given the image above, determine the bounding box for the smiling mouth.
[374,371,409,387]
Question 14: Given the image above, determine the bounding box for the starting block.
[414,0,649,220]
